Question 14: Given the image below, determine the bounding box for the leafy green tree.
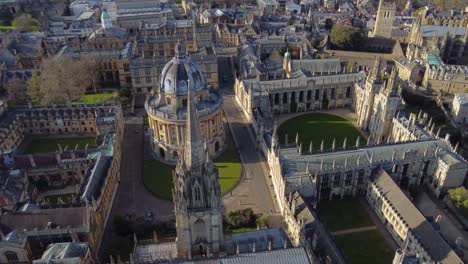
[26,70,41,104]
[255,214,270,228]
[310,38,320,49]
[346,60,354,73]
[448,187,468,208]
[226,211,241,227]
[330,25,365,51]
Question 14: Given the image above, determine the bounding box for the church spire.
[184,80,205,172]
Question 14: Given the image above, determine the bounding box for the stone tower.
[172,84,224,259]
[370,0,395,39]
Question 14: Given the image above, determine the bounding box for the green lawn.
[0,25,14,32]
[278,113,363,151]
[143,159,175,201]
[317,199,374,231]
[335,230,394,264]
[45,193,74,204]
[214,142,242,194]
[73,93,117,105]
[143,117,149,127]
[143,140,242,200]
[225,227,257,234]
[24,137,96,154]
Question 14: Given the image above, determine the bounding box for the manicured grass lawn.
[73,93,117,105]
[143,159,174,201]
[45,193,74,204]
[317,199,374,231]
[143,117,149,127]
[278,113,363,150]
[24,137,96,154]
[214,142,242,194]
[143,139,242,200]
[225,227,257,234]
[335,230,394,264]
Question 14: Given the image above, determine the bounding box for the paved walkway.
[332,226,377,236]
[221,93,279,215]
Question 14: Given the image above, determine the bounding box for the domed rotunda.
[145,44,224,162]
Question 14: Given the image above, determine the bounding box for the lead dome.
[159,43,207,95]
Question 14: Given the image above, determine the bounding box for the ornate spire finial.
[343,137,347,149]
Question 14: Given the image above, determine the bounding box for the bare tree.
[13,13,38,32]
[6,77,26,105]
[39,56,91,105]
[80,56,100,93]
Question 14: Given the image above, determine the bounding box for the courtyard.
[317,199,395,264]
[23,137,96,154]
[317,199,374,231]
[334,230,394,264]
[143,136,242,201]
[277,112,363,150]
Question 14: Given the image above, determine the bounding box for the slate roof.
[372,170,463,264]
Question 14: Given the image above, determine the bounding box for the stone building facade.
[173,87,224,259]
[145,44,225,162]
[407,15,468,65]
[422,63,468,94]
[368,170,463,263]
[369,0,395,39]
[421,9,468,28]
[234,52,363,122]
[354,58,401,144]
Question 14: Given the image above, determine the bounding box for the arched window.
[5,251,19,262]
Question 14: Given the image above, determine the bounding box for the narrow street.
[221,92,279,216]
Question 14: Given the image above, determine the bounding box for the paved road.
[111,117,173,220]
[221,93,279,215]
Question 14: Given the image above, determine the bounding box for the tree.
[5,77,26,105]
[226,211,241,227]
[324,18,334,31]
[38,56,91,105]
[80,56,100,93]
[255,214,270,228]
[330,25,365,51]
[12,13,38,32]
[448,187,468,208]
[310,38,320,49]
[346,60,354,73]
[26,70,41,104]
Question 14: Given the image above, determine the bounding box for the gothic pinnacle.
[332,138,336,151]
[309,141,313,153]
[343,138,347,149]
[355,137,360,148]
[285,133,288,145]
[295,132,299,145]
[320,139,324,152]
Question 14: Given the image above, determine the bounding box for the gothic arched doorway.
[215,141,220,152]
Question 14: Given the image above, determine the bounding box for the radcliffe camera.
[1,0,468,263]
